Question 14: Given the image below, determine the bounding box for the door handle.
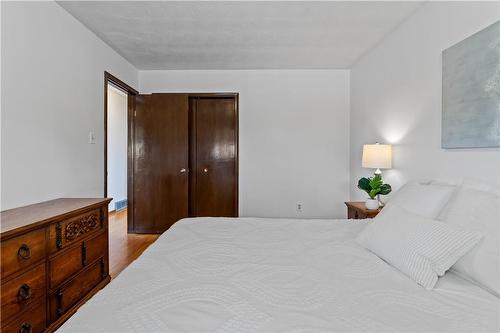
[203,168,208,173]
[180,168,187,173]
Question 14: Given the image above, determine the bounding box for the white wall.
[8,1,495,216]
[1,1,138,210]
[140,70,350,218]
[107,85,128,211]
[350,1,500,200]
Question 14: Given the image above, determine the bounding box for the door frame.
[103,71,138,232]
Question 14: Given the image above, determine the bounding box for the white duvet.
[59,218,500,333]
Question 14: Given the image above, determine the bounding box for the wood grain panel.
[0,263,46,324]
[133,94,189,233]
[48,258,105,322]
[0,198,111,332]
[49,231,107,289]
[1,228,46,279]
[1,298,46,333]
[345,201,382,219]
[0,198,109,237]
[190,97,237,217]
[48,208,104,253]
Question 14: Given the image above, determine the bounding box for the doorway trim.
[104,71,138,232]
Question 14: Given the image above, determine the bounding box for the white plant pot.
[365,199,379,210]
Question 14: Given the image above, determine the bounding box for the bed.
[58,216,500,333]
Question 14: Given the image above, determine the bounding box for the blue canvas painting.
[442,21,500,148]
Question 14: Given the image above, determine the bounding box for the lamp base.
[377,194,385,207]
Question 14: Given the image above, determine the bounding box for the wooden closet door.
[190,97,238,217]
[133,94,189,233]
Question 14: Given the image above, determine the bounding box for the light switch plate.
[88,131,95,144]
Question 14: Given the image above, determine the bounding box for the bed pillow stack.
[439,181,500,296]
[356,204,482,289]
[357,180,500,292]
[383,181,457,218]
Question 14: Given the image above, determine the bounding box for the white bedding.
[59,218,500,333]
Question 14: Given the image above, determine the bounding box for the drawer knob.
[18,283,32,301]
[19,321,32,333]
[17,244,31,260]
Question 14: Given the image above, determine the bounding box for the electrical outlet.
[297,202,303,213]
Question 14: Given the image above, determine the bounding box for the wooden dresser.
[0,198,111,333]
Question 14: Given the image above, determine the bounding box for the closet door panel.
[133,94,189,233]
[192,98,237,217]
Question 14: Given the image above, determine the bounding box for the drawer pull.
[56,288,64,317]
[17,244,32,260]
[81,241,87,266]
[17,283,32,301]
[56,222,63,249]
[19,322,32,333]
[100,258,106,279]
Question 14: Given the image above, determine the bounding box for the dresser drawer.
[49,208,105,253]
[49,257,106,322]
[1,263,46,325]
[49,231,107,289]
[1,228,46,279]
[1,298,46,333]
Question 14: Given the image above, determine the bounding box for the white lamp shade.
[362,143,392,169]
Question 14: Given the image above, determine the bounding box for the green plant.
[357,174,392,199]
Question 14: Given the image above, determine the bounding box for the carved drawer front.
[49,208,105,253]
[48,257,107,323]
[49,231,107,289]
[1,228,46,279]
[1,298,46,333]
[0,263,46,325]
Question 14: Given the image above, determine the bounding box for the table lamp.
[362,142,392,175]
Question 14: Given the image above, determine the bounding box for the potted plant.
[357,175,392,210]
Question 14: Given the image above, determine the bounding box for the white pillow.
[356,205,482,289]
[387,181,456,219]
[440,185,500,296]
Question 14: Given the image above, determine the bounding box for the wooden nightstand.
[345,201,382,220]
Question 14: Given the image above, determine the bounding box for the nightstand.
[345,201,382,220]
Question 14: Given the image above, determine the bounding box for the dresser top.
[1,198,111,237]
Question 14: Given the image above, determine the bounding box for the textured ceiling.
[58,1,423,70]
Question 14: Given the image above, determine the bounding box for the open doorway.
[107,83,128,214]
[103,71,137,232]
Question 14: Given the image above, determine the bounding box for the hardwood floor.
[108,209,159,279]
